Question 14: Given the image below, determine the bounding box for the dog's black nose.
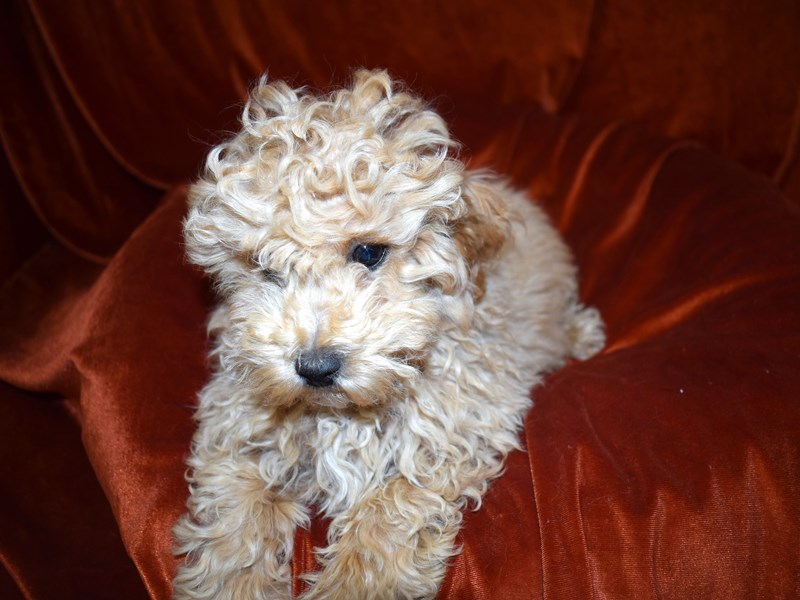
[295,348,342,387]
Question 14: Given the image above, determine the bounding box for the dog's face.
[185,70,510,408]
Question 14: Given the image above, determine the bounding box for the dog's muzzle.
[295,348,342,388]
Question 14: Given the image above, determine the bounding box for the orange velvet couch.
[1,1,799,598]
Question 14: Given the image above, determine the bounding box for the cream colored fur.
[173,69,604,599]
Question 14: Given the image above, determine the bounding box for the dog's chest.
[295,412,399,514]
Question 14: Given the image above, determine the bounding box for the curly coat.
[173,69,604,599]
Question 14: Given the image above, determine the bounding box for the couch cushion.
[0,110,797,598]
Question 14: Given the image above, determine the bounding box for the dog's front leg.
[302,477,462,600]
[173,453,308,600]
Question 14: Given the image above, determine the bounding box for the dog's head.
[185,70,512,408]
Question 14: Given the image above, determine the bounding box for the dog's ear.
[451,172,514,301]
[183,160,267,289]
[183,177,231,280]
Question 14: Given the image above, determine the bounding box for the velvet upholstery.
[1,1,799,598]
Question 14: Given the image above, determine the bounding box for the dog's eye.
[350,243,388,269]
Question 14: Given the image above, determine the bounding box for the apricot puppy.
[173,69,604,599]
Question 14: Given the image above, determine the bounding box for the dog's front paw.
[173,510,295,600]
[300,480,461,600]
[172,455,308,600]
[301,545,442,600]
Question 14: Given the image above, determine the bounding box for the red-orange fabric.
[2,1,800,598]
[2,0,799,270]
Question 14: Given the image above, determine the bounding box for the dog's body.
[174,70,604,599]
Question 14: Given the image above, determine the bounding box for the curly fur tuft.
[173,69,604,599]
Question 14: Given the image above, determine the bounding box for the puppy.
[173,69,604,599]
